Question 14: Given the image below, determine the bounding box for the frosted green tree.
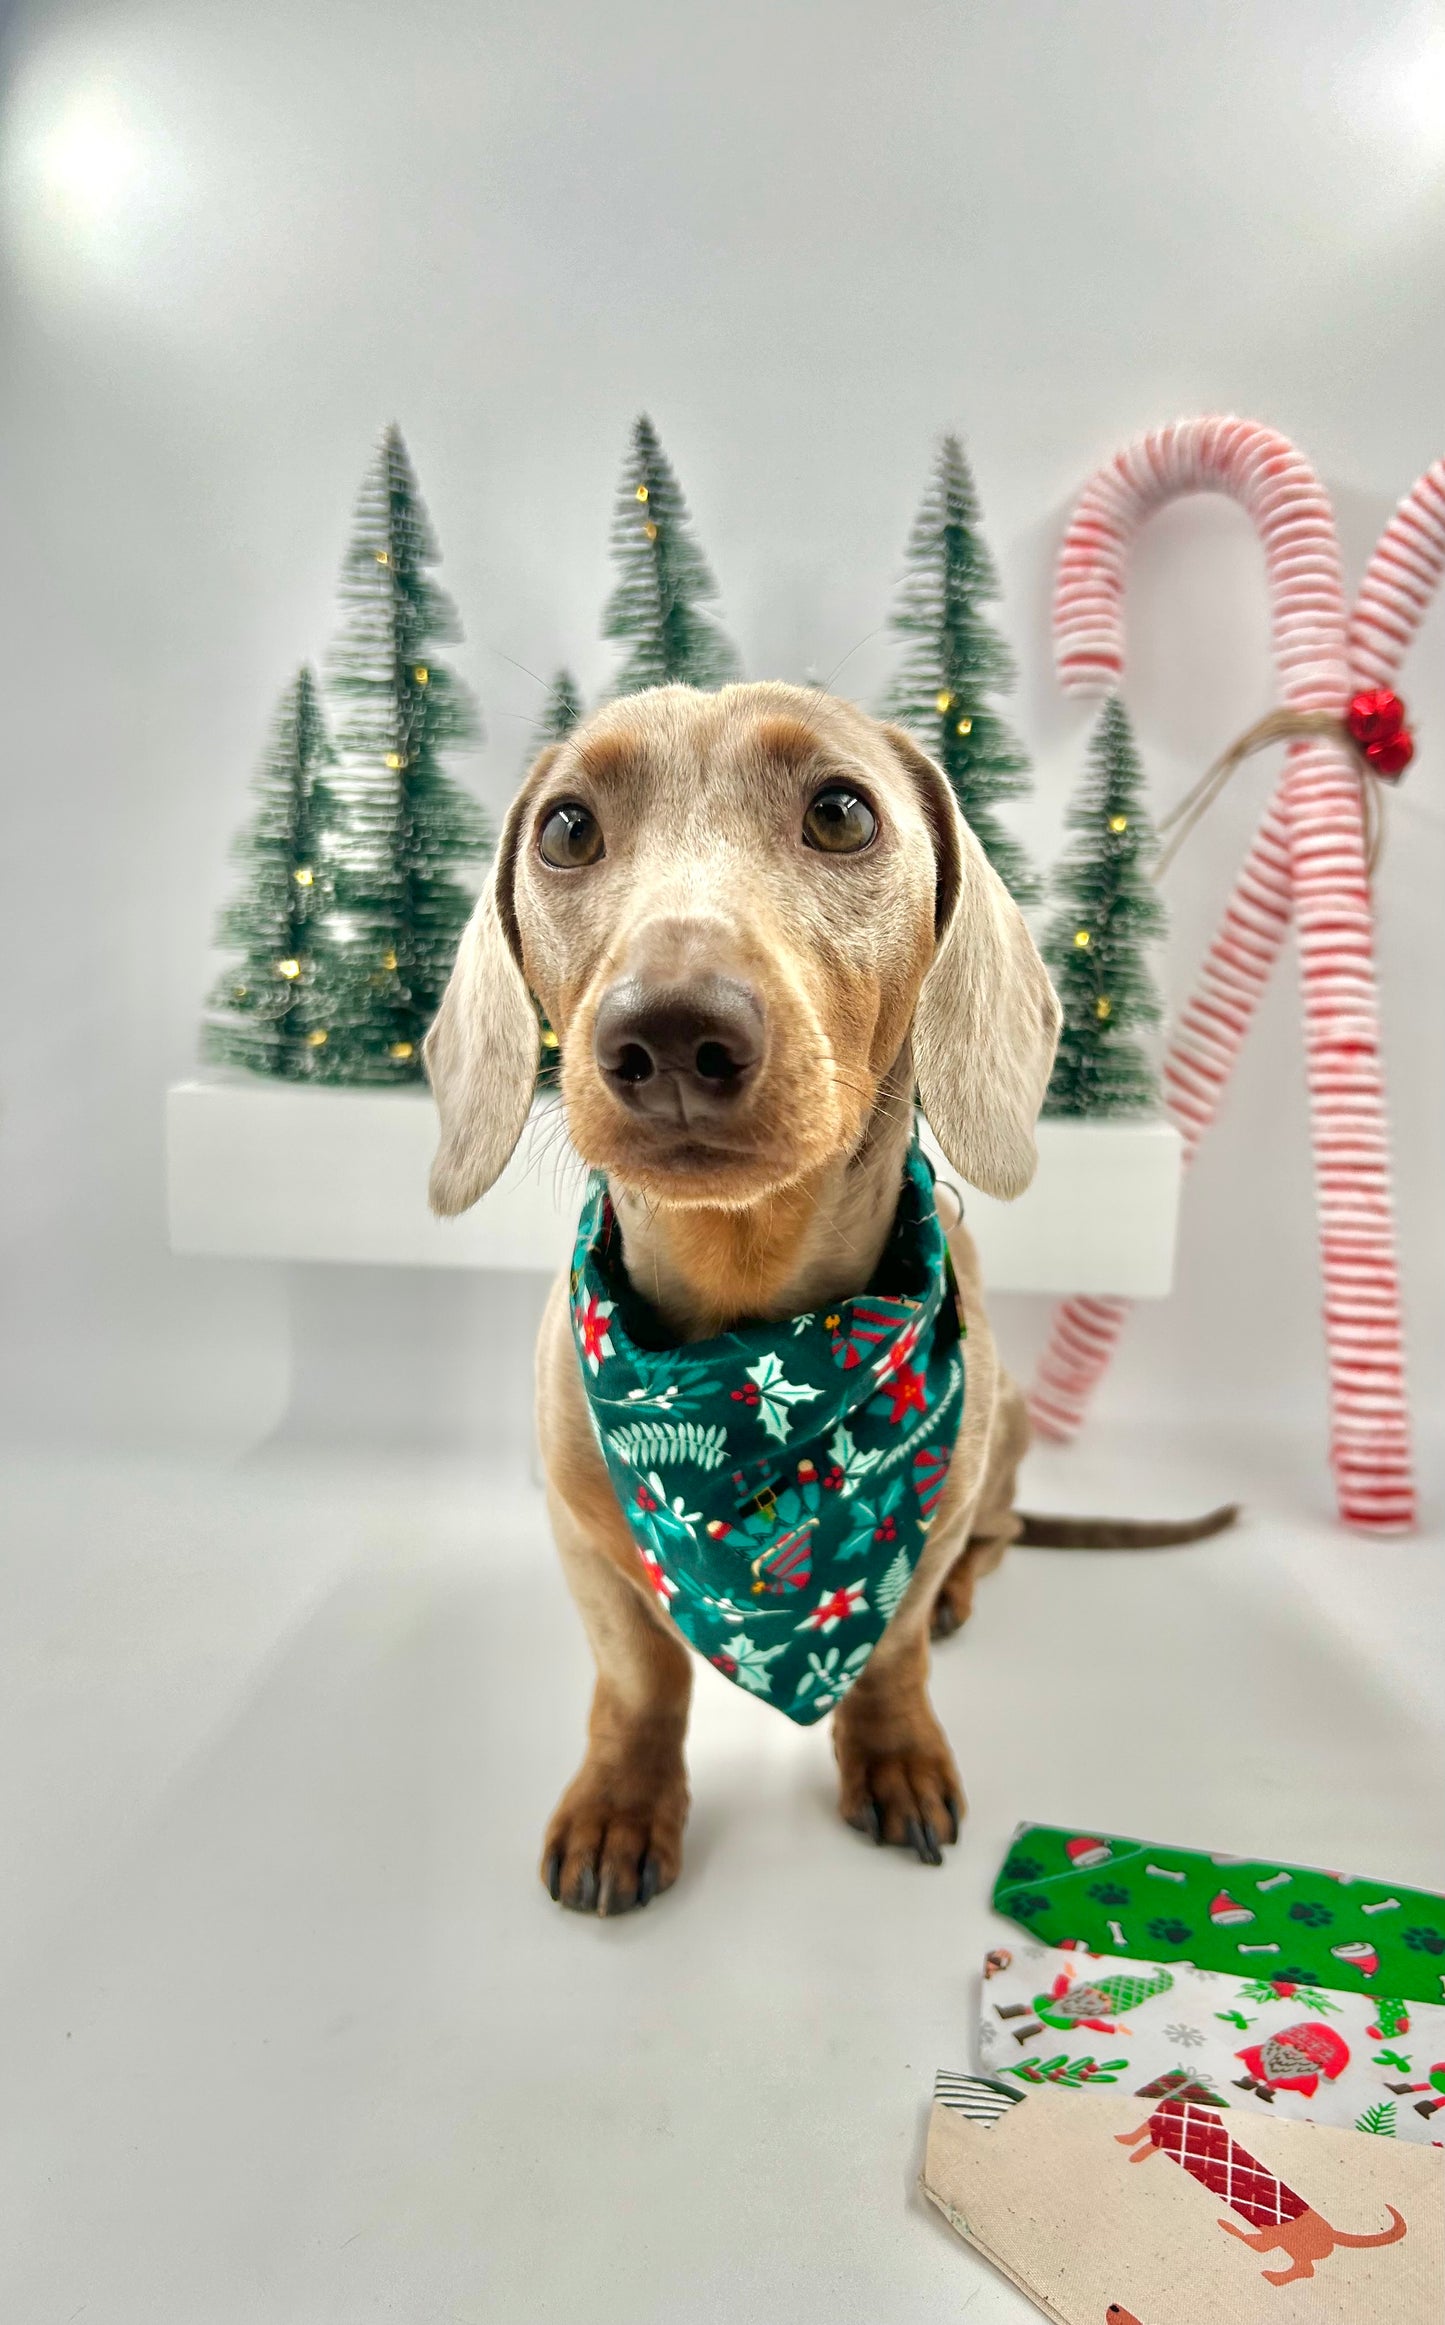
[203,666,335,1077]
[308,426,491,1083]
[529,670,585,1088]
[1042,697,1166,1116]
[884,435,1037,902]
[534,667,584,747]
[603,415,740,694]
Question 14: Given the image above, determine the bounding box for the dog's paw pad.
[837,1742,964,1862]
[540,1771,687,1916]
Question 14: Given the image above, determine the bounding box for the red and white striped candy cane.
[1350,460,1445,684]
[1028,420,1423,1533]
[1033,459,1445,1498]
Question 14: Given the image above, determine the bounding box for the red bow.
[1346,687,1414,779]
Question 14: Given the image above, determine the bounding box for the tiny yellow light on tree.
[413,665,429,685]
[277,957,301,979]
[643,520,658,542]
[1073,929,1091,948]
[293,866,314,887]
[935,690,953,714]
[635,484,649,502]
[232,984,248,1001]
[307,1027,328,1047]
[955,716,972,736]
[380,949,398,971]
[1095,996,1112,1020]
[1109,813,1128,833]
[375,549,390,566]
[389,1040,414,1059]
[385,751,405,770]
[540,1028,559,1049]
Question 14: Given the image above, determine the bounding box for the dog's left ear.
[424,770,549,1216]
[884,725,1061,1200]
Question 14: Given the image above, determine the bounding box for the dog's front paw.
[541,1758,689,1917]
[834,1718,964,1866]
[931,1533,1013,1641]
[930,1559,976,1639]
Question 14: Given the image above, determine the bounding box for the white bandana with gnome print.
[568,1133,966,1726]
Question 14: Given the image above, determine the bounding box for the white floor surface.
[3,1425,1443,2324]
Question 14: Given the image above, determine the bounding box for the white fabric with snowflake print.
[976,1940,1445,2141]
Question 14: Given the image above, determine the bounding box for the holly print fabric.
[993,1823,1445,2003]
[569,1136,964,1726]
[977,1941,1445,2141]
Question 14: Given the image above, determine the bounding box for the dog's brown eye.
[538,802,604,868]
[803,786,876,854]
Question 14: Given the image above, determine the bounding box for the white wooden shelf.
[166,1079,1183,1297]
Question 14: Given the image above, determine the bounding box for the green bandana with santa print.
[568,1133,965,1725]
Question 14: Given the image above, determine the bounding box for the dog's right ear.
[424,765,551,1216]
[883,724,1060,1200]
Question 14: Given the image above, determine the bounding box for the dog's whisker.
[520,1102,589,1208]
[820,622,888,694]
[792,622,891,740]
[484,643,553,694]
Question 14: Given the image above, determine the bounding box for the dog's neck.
[606,1061,916,1341]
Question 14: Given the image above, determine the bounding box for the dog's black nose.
[594,975,765,1122]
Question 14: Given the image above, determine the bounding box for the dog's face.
[510,687,943,1206]
[426,683,1059,1214]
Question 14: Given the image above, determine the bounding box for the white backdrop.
[2,0,1442,1505]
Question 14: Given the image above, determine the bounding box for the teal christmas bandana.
[569,1135,966,1726]
[993,1823,1445,2006]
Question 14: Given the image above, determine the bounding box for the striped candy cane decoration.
[1033,462,1445,1468]
[1034,468,1445,1488]
[1351,460,1445,685]
[1028,420,1420,1532]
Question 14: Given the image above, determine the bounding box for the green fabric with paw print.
[992,1822,1445,2003]
[569,1134,965,1727]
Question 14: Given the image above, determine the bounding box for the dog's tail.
[1331,2205,1408,2251]
[1014,1504,1240,1550]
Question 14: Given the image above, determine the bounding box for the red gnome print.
[1234,2021,1350,2101]
[1117,2100,1407,2287]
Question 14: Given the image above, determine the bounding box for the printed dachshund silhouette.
[1116,2100,1408,2287]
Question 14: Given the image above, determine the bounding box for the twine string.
[1153,707,1385,883]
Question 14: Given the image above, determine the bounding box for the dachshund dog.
[424,681,1062,1914]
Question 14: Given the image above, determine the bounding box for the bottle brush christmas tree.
[203,665,336,1078]
[1041,695,1166,1116]
[530,670,584,1089]
[883,435,1038,902]
[534,667,584,746]
[307,425,492,1084]
[603,415,741,694]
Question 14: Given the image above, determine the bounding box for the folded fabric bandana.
[977,1940,1445,2141]
[569,1134,964,1725]
[923,2080,1443,2323]
[993,1823,1445,2004]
